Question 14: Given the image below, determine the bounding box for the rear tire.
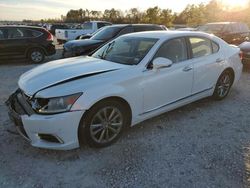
[28,48,45,63]
[79,100,130,148]
[213,70,234,100]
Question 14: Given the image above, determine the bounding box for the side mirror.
[152,57,173,70]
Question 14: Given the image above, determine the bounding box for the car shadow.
[0,49,63,66]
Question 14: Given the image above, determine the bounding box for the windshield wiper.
[98,41,115,60]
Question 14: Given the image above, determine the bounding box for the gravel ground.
[0,54,250,187]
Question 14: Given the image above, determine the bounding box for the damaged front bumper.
[5,89,84,150]
[5,89,33,142]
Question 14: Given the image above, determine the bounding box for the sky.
[0,0,248,21]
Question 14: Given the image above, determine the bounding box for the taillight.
[239,51,243,61]
[46,31,53,41]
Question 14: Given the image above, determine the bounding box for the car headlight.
[31,93,82,114]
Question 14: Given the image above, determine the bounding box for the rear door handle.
[216,58,224,63]
[183,66,193,72]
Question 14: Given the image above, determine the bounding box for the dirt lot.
[0,53,250,187]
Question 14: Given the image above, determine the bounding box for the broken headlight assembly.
[31,93,82,114]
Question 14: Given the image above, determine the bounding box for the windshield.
[92,36,158,65]
[90,27,122,41]
[198,24,225,33]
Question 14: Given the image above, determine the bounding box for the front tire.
[28,48,45,63]
[80,100,129,148]
[213,70,234,100]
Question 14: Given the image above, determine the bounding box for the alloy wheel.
[89,106,123,144]
[31,51,43,63]
[217,73,231,98]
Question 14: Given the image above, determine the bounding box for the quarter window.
[212,41,219,53]
[154,38,188,63]
[189,37,213,58]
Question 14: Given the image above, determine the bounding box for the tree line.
[41,0,250,27]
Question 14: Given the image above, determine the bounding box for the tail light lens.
[46,30,53,41]
[239,51,243,61]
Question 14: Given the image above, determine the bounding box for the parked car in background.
[6,31,243,150]
[48,24,69,35]
[63,24,166,58]
[176,27,197,31]
[55,21,111,44]
[0,25,55,63]
[160,25,168,30]
[198,22,250,45]
[239,41,250,63]
[78,27,106,40]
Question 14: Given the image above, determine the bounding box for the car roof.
[123,30,217,40]
[0,25,45,30]
[105,24,162,29]
[84,21,112,24]
[205,22,241,25]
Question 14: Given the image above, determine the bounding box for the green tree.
[144,6,161,24]
[126,8,143,23]
[160,9,174,27]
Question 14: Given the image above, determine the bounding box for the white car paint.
[11,31,242,150]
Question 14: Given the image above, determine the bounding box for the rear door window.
[118,27,134,36]
[134,26,150,32]
[7,28,42,39]
[154,37,188,63]
[97,22,111,29]
[7,28,23,39]
[189,37,213,58]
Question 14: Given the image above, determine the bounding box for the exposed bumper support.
[6,89,85,150]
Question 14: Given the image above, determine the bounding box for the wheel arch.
[222,67,235,84]
[25,46,47,57]
[77,96,132,144]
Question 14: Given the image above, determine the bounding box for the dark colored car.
[63,24,166,58]
[198,22,250,45]
[49,24,68,35]
[0,26,56,63]
[77,27,106,40]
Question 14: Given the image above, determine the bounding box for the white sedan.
[6,31,243,150]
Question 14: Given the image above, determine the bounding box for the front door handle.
[183,66,193,72]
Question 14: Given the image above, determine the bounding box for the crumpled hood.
[18,56,126,96]
[64,39,103,50]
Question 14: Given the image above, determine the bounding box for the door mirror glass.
[152,57,173,69]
